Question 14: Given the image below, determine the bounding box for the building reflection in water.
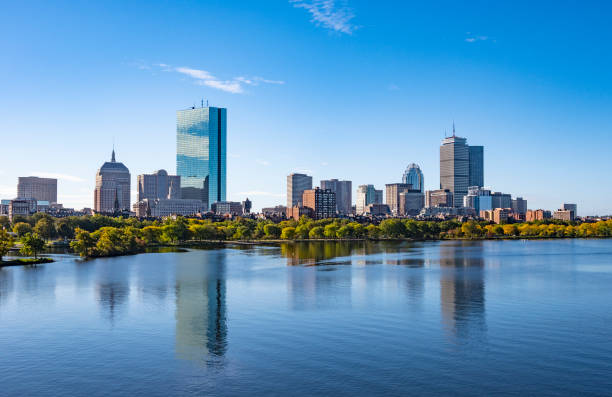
[0,269,14,308]
[439,241,486,339]
[174,249,227,363]
[96,258,130,325]
[282,242,353,310]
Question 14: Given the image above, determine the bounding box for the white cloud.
[238,191,285,198]
[256,159,271,166]
[155,65,285,94]
[291,0,358,35]
[465,34,488,43]
[30,172,85,182]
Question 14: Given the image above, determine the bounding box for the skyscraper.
[440,124,483,207]
[137,170,181,201]
[468,146,484,188]
[17,176,57,203]
[94,150,131,213]
[320,179,352,214]
[177,105,227,210]
[402,163,424,193]
[356,184,382,215]
[287,173,312,208]
[385,183,411,215]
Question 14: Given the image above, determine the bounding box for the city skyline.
[2,1,612,215]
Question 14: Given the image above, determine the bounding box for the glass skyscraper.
[468,146,484,188]
[177,106,226,210]
[402,163,424,193]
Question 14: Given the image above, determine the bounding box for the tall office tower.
[385,183,412,215]
[440,125,483,207]
[287,173,312,208]
[512,197,528,216]
[320,179,352,214]
[563,203,577,215]
[137,170,181,201]
[177,105,226,210]
[468,146,484,188]
[17,177,57,203]
[94,150,131,213]
[491,192,512,209]
[402,163,424,193]
[356,184,380,214]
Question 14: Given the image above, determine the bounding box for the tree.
[161,220,190,243]
[34,217,56,241]
[379,219,406,238]
[263,224,281,239]
[0,228,14,261]
[70,228,97,257]
[56,219,75,240]
[336,225,353,239]
[13,222,33,237]
[295,224,311,239]
[366,224,380,239]
[461,221,481,238]
[20,233,45,259]
[308,226,324,239]
[281,227,296,240]
[323,224,338,239]
[0,216,10,230]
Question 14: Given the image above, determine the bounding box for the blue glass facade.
[402,163,424,193]
[177,106,226,209]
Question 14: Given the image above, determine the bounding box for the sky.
[1,0,612,215]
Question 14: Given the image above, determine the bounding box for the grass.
[0,257,54,267]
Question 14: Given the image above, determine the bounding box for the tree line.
[1,213,611,260]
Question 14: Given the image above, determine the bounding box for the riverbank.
[0,257,54,267]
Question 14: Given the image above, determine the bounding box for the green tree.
[13,222,33,237]
[379,219,406,238]
[366,224,380,239]
[308,226,324,239]
[70,228,97,257]
[141,226,163,244]
[0,228,14,261]
[281,227,296,240]
[34,217,56,241]
[0,216,10,230]
[20,233,46,259]
[263,224,281,239]
[336,225,353,239]
[295,224,311,239]
[56,219,75,240]
[323,224,338,239]
[161,220,190,243]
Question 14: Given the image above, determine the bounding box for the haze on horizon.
[1,1,611,215]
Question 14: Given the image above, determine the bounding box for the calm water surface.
[1,240,612,396]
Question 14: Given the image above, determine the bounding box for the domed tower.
[94,149,131,214]
[402,163,424,193]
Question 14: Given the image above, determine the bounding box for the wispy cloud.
[30,172,85,182]
[256,159,271,166]
[465,33,489,43]
[154,64,284,94]
[238,191,285,198]
[291,0,358,35]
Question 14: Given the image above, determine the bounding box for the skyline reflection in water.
[1,240,612,395]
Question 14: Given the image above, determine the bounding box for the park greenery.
[1,213,612,259]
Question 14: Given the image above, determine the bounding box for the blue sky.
[1,0,611,215]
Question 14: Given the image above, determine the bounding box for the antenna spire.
[452,121,456,137]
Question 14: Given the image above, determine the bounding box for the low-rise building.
[134,198,205,218]
[286,206,314,221]
[8,198,37,221]
[553,209,575,222]
[526,209,552,222]
[481,208,511,224]
[261,205,287,218]
[211,201,243,216]
[364,203,390,216]
[425,189,453,208]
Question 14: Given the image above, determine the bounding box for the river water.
[1,240,611,396]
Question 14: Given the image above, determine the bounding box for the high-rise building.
[17,177,57,203]
[177,105,226,210]
[402,164,424,193]
[440,125,484,207]
[320,179,352,214]
[399,191,425,216]
[94,150,131,214]
[287,173,312,208]
[385,183,412,215]
[468,146,484,188]
[491,192,512,209]
[512,197,528,216]
[137,170,181,201]
[302,188,336,219]
[463,186,492,213]
[356,184,382,215]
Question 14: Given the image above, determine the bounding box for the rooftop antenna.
[206,99,209,107]
[201,99,204,108]
[111,137,116,162]
[452,121,456,137]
